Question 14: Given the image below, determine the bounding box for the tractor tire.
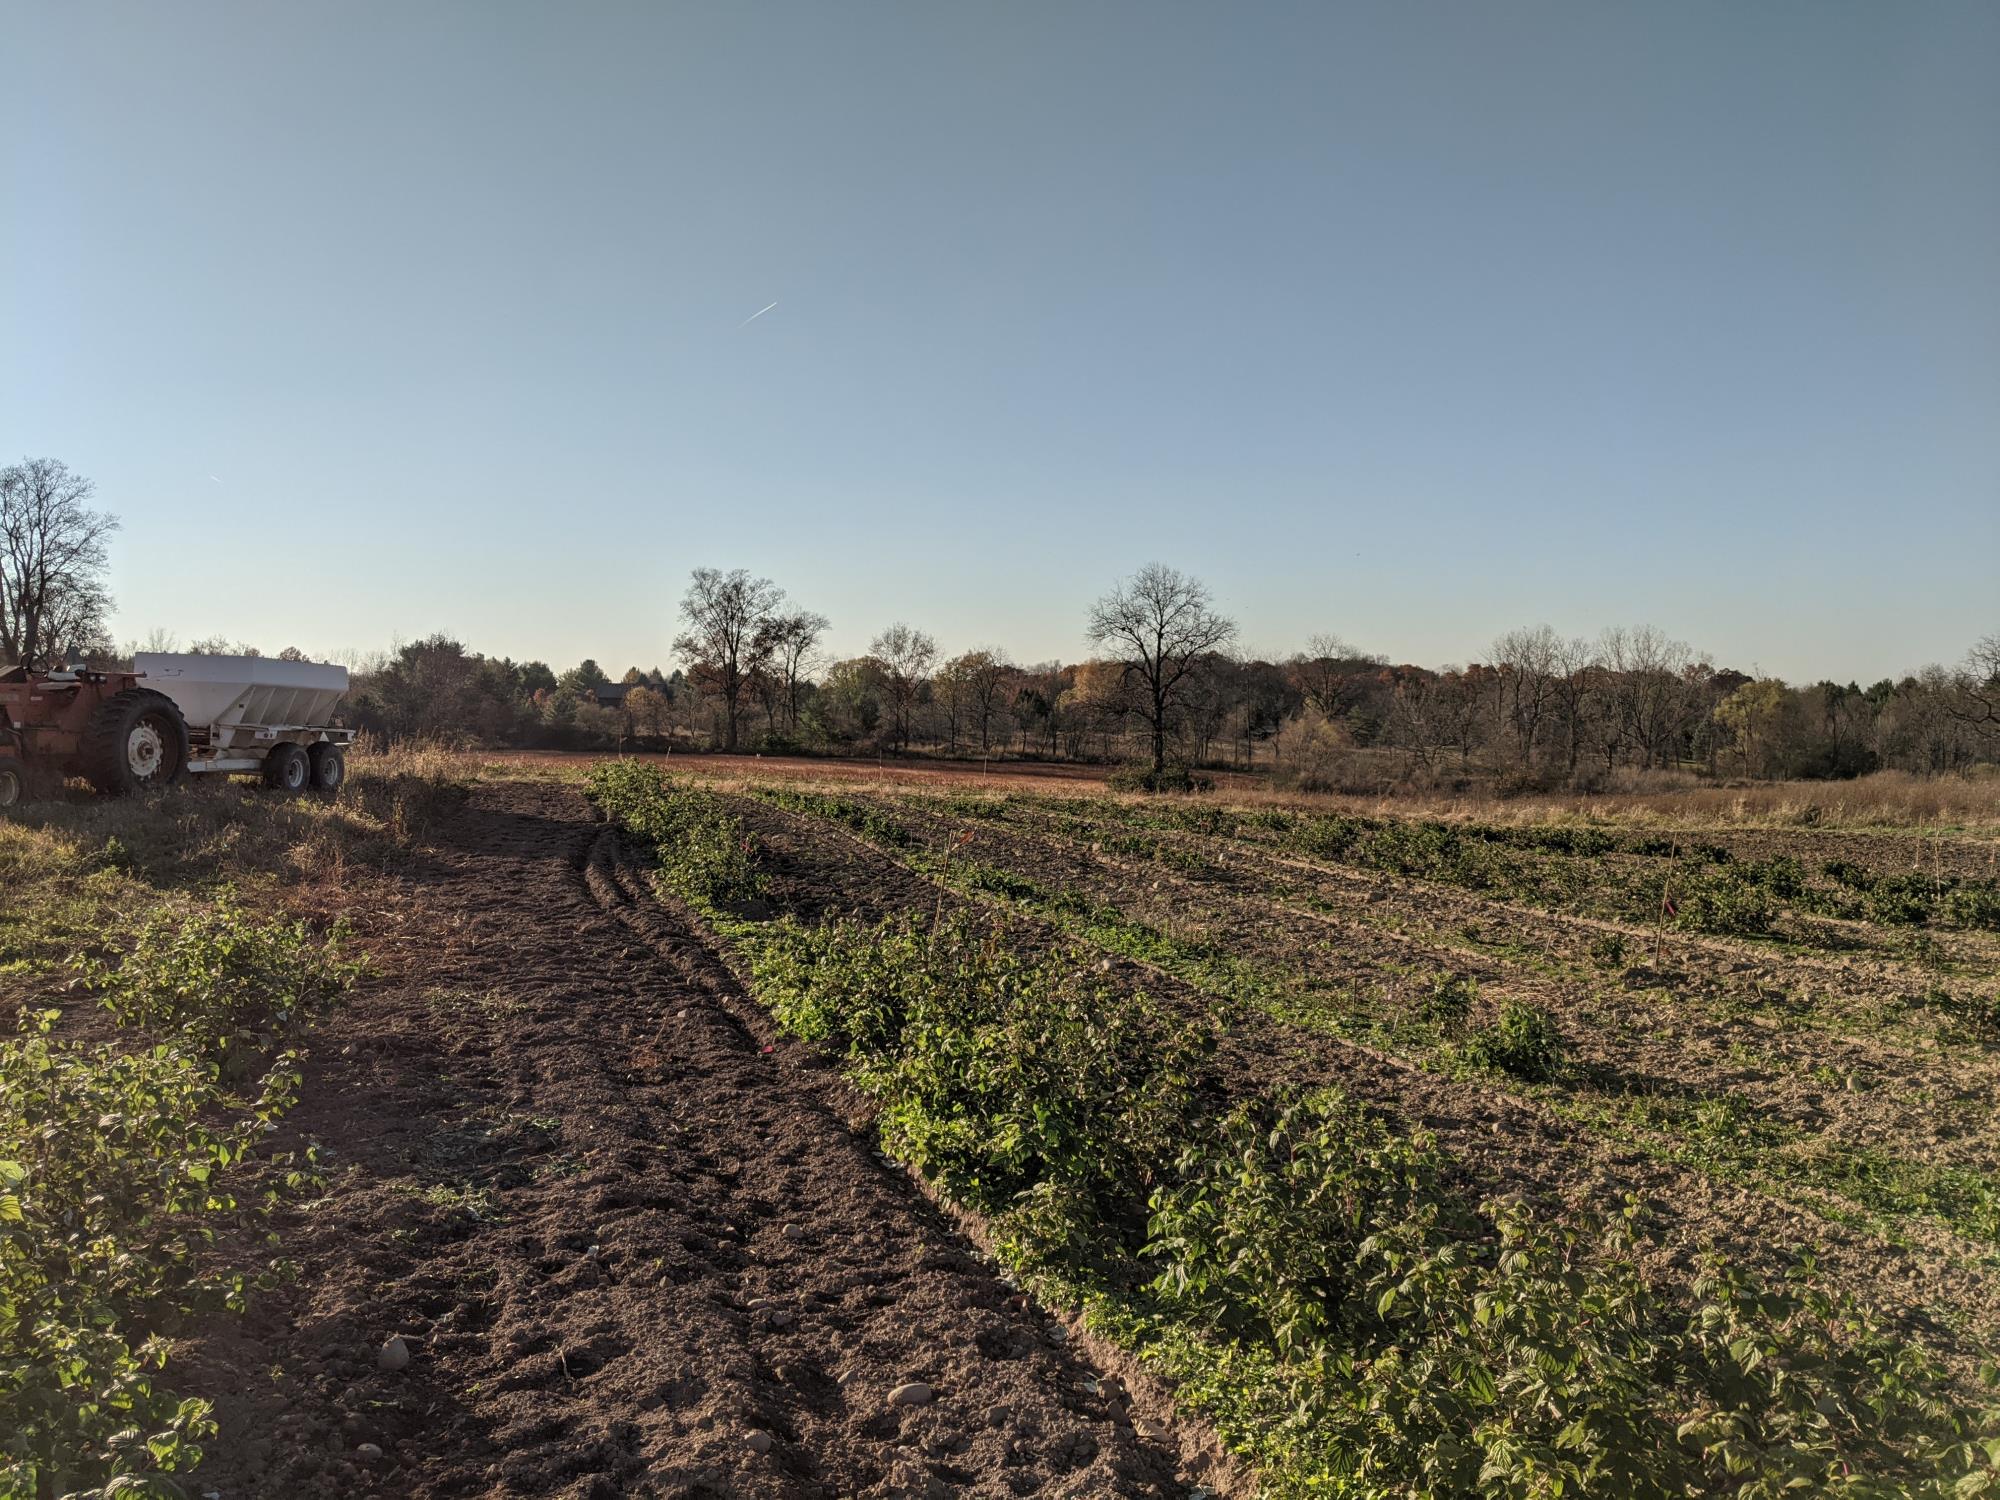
[82,689,190,796]
[307,742,346,794]
[264,743,311,795]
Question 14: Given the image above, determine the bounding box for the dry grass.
[1251,768,2000,835]
[0,742,472,977]
[515,747,2000,840]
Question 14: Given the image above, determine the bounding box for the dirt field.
[167,776,1209,1499]
[10,755,1998,1498]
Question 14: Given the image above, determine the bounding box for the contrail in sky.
[739,300,779,327]
[209,475,222,484]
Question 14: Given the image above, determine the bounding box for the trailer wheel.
[82,689,190,796]
[308,743,346,794]
[264,743,311,794]
[0,763,22,810]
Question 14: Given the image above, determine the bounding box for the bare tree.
[939,647,1014,756]
[0,458,119,667]
[965,648,1014,756]
[756,608,830,731]
[1600,625,1694,769]
[1948,632,2000,733]
[935,655,969,750]
[673,567,783,751]
[1387,676,1451,772]
[1290,633,1351,716]
[1087,563,1236,775]
[871,622,937,753]
[1546,634,1601,776]
[625,684,673,744]
[1492,624,1562,765]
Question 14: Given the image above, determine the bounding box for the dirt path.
[187,779,1190,1500]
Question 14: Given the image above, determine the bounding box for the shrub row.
[593,770,2000,1499]
[588,760,763,909]
[1104,800,2000,939]
[754,915,2000,1498]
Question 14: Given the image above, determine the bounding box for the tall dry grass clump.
[338,735,471,843]
[1224,767,2000,835]
[0,741,473,915]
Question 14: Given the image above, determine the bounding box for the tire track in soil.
[186,779,1193,1500]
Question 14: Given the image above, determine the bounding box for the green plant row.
[588,759,764,909]
[591,766,2000,1499]
[1023,792,2000,1043]
[1007,794,2000,941]
[1,896,357,1499]
[760,785,2000,1250]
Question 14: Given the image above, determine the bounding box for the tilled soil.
[184,779,1193,1500]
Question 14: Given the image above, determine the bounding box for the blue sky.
[4,2,1994,682]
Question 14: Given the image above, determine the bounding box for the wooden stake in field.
[938,828,973,925]
[1654,837,1681,968]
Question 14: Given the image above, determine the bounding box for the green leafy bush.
[3,878,354,1497]
[588,761,764,909]
[1146,1091,2000,1499]
[746,914,917,1056]
[1286,814,1366,861]
[81,894,359,1066]
[1865,875,1935,927]
[1942,882,2000,932]
[1107,764,1214,794]
[1673,868,1777,936]
[1814,858,2000,933]
[0,1013,313,1497]
[615,780,2000,1498]
[751,912,1213,1273]
[1743,854,1809,900]
[1146,1093,1434,1358]
[1462,999,1567,1081]
[1418,973,1476,1033]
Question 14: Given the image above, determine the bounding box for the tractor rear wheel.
[82,689,190,796]
[264,743,311,794]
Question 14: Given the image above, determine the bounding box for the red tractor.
[0,664,189,806]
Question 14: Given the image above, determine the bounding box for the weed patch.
[1,905,355,1496]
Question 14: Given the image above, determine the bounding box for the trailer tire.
[264,743,311,795]
[82,689,190,796]
[308,743,346,794]
[0,762,22,810]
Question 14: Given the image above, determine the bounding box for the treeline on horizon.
[305,566,2000,792]
[1,453,1989,795]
